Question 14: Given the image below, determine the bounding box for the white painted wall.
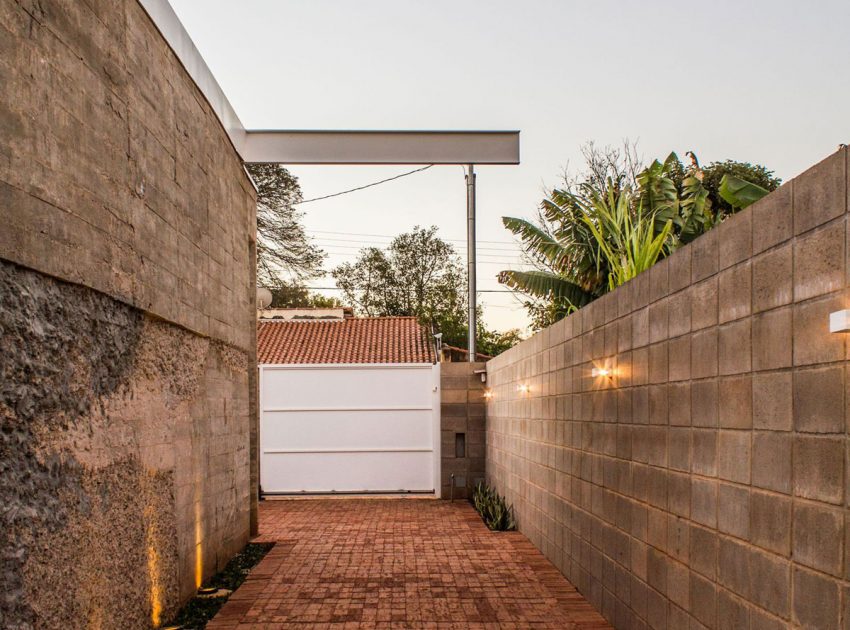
[259,363,440,495]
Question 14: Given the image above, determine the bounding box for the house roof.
[257,316,436,365]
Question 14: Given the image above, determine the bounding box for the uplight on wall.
[517,384,530,394]
[829,309,850,333]
[591,367,612,378]
[483,389,493,400]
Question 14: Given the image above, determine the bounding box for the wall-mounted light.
[517,384,529,394]
[483,389,493,400]
[591,367,613,378]
[829,310,850,332]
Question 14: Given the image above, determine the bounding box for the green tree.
[333,226,519,355]
[332,226,468,346]
[246,163,326,289]
[269,283,343,308]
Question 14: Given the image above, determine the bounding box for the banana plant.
[718,173,771,209]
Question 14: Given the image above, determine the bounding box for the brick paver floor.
[207,498,610,629]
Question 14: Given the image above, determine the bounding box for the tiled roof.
[258,316,436,364]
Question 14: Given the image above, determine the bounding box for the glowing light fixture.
[592,367,613,378]
[198,586,219,595]
[483,389,493,400]
[517,384,529,394]
[829,310,850,332]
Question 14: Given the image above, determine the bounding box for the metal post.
[465,164,477,362]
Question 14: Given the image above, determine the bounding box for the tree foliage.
[333,226,521,354]
[500,142,780,330]
[269,283,343,308]
[246,163,326,289]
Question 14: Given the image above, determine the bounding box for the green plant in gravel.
[472,481,516,531]
[164,542,274,630]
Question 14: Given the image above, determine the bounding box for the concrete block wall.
[1,1,256,627]
[486,148,850,629]
[441,362,487,499]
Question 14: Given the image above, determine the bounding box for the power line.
[306,229,517,246]
[312,237,520,253]
[295,165,434,205]
[304,286,518,293]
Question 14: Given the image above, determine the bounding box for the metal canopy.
[243,130,519,165]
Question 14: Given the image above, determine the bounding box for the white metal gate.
[259,363,440,495]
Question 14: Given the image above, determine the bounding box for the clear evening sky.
[170,0,850,333]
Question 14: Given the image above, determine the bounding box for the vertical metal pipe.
[465,164,477,362]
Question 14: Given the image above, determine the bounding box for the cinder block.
[793,220,845,301]
[749,552,790,618]
[717,430,751,484]
[691,380,718,427]
[691,277,719,331]
[792,502,843,576]
[667,289,691,338]
[649,257,669,302]
[717,482,750,539]
[752,182,793,254]
[668,383,691,427]
[648,342,669,384]
[716,588,750,630]
[793,149,846,235]
[752,307,792,370]
[718,537,750,597]
[692,229,719,283]
[752,244,792,313]
[719,319,752,375]
[689,525,718,579]
[667,557,690,609]
[751,432,792,494]
[752,372,792,431]
[632,307,649,349]
[667,335,691,381]
[692,429,717,477]
[719,375,752,429]
[793,294,845,366]
[691,478,717,528]
[718,262,751,323]
[691,329,718,379]
[668,245,692,293]
[793,436,844,505]
[793,566,840,630]
[750,490,791,556]
[667,472,691,519]
[793,366,844,434]
[718,208,753,270]
[668,427,691,472]
[689,570,717,628]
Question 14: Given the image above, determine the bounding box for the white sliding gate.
[259,363,441,496]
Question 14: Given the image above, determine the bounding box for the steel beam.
[243,130,519,165]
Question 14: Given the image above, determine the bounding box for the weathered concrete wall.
[0,1,256,627]
[441,362,486,499]
[486,148,850,629]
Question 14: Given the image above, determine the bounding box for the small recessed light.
[483,389,492,400]
[517,384,529,394]
[591,367,612,378]
[829,310,850,332]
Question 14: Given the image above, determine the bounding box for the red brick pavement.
[207,498,610,629]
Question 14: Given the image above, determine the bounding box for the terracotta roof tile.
[258,316,436,364]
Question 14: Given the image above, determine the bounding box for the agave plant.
[472,481,516,531]
[499,180,671,309]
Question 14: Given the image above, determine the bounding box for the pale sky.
[170,0,850,334]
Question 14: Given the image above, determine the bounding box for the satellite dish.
[257,287,272,310]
